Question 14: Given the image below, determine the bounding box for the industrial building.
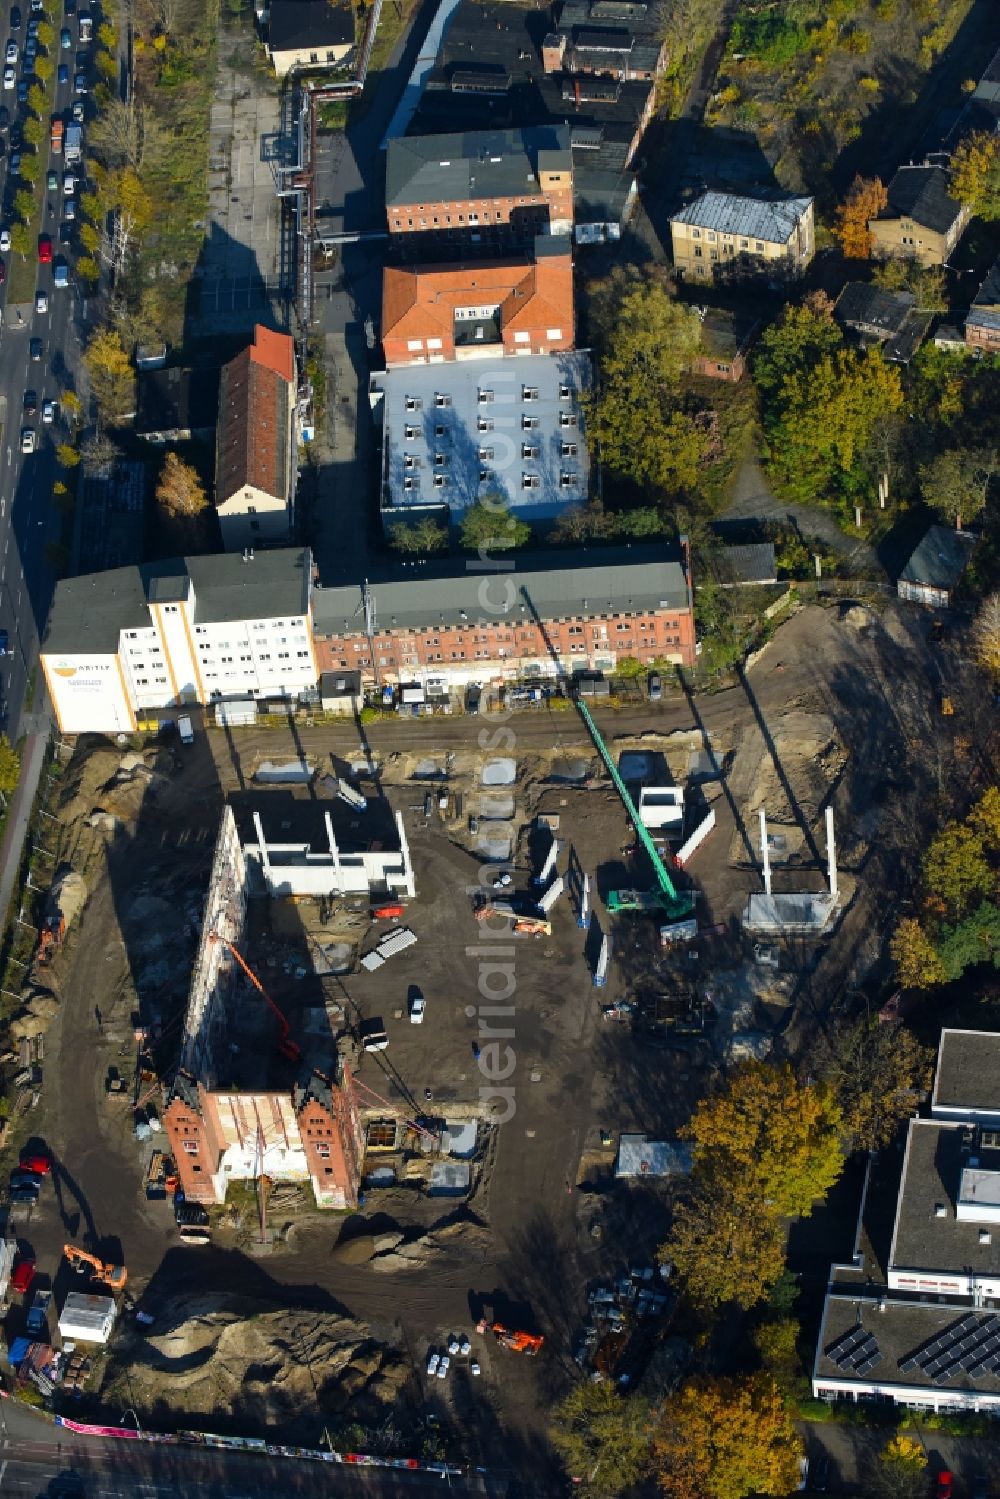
[163,806,366,1210]
[235,792,416,900]
[813,1031,1000,1414]
[40,547,317,734]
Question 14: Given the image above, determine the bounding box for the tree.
[753,1317,804,1398]
[937,904,1000,981]
[890,917,947,989]
[824,1014,933,1152]
[22,115,44,146]
[664,1165,789,1310]
[79,222,101,256]
[653,1374,803,1499]
[683,1061,844,1220]
[17,154,39,186]
[76,255,100,284]
[61,390,83,423]
[14,188,35,224]
[90,97,142,167]
[96,47,118,82]
[33,53,54,82]
[460,498,531,553]
[156,452,207,519]
[970,787,1000,851]
[874,1434,927,1499]
[972,595,1000,678]
[872,256,947,311]
[549,1382,652,1496]
[107,168,154,268]
[80,432,118,470]
[950,131,1000,220]
[56,443,80,468]
[833,175,887,258]
[389,516,447,554]
[923,823,993,917]
[0,735,20,796]
[754,295,842,405]
[588,279,708,495]
[83,329,133,421]
[10,224,31,257]
[919,446,995,528]
[27,83,47,117]
[36,19,54,45]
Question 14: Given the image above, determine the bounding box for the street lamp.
[119,1408,144,1438]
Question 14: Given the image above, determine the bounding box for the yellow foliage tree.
[664,1165,789,1310]
[875,1433,928,1499]
[83,329,134,423]
[969,787,1000,852]
[950,130,1000,220]
[156,453,208,520]
[833,175,888,258]
[971,594,1000,680]
[890,917,946,989]
[653,1374,803,1499]
[0,734,20,796]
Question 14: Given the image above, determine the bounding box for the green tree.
[17,155,40,186]
[549,1382,652,1496]
[665,1164,789,1310]
[937,904,1000,980]
[824,1015,933,1152]
[754,294,842,405]
[872,256,947,311]
[890,917,947,990]
[950,131,1000,220]
[10,223,31,257]
[27,83,47,116]
[923,823,993,917]
[653,1374,803,1499]
[919,447,995,528]
[14,189,35,224]
[970,787,1000,850]
[22,116,44,147]
[753,1317,804,1399]
[36,20,54,45]
[874,1433,928,1499]
[0,735,20,795]
[34,53,54,82]
[460,498,531,553]
[616,505,668,538]
[389,516,448,554]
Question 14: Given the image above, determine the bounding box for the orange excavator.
[63,1245,128,1292]
[208,932,302,1063]
[37,914,66,966]
[491,1323,544,1355]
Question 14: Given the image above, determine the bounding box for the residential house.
[966,256,1000,354]
[267,0,354,76]
[380,237,574,366]
[670,192,814,283]
[135,366,220,445]
[833,282,932,364]
[215,325,297,552]
[690,309,759,382]
[897,524,978,609]
[868,164,970,268]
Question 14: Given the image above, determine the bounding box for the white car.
[470,1359,481,1376]
[4,41,17,63]
[459,1336,471,1356]
[436,1354,450,1379]
[448,1337,460,1356]
[2,65,15,89]
[41,399,55,424]
[426,1351,439,1377]
[0,229,9,251]
[409,990,426,1024]
[34,290,47,314]
[20,427,35,453]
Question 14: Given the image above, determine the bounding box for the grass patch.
[318,98,349,130]
[351,0,420,118]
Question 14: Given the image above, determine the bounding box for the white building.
[58,1292,117,1345]
[41,548,318,735]
[813,1030,1000,1414]
[239,797,416,900]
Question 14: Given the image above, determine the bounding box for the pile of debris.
[574,1266,674,1387]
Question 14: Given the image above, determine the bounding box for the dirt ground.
[3,599,995,1469]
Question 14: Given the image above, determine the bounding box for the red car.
[10,1258,35,1295]
[19,1153,50,1175]
[0,259,6,284]
[937,1473,953,1499]
[38,235,52,264]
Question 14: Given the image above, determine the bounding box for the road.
[0,6,89,742]
[0,1398,546,1496]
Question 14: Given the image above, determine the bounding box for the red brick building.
[381,240,574,366]
[966,256,1000,354]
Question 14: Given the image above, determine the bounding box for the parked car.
[971,1473,988,1499]
[24,37,36,60]
[29,337,43,359]
[9,149,18,169]
[23,389,37,415]
[57,61,68,83]
[10,1185,39,1205]
[34,289,47,314]
[0,630,9,657]
[73,70,86,92]
[810,1455,830,1493]
[71,98,83,121]
[26,14,39,35]
[46,168,57,190]
[648,671,662,701]
[3,65,16,89]
[63,172,77,197]
[409,986,426,1024]
[436,1354,450,1379]
[0,259,5,283]
[60,26,71,46]
[37,234,51,262]
[16,79,28,102]
[4,41,18,63]
[937,1474,953,1499]
[10,1258,35,1294]
[10,1168,41,1189]
[63,197,75,221]
[360,1017,389,1052]
[9,6,21,26]
[41,399,56,423]
[426,1351,439,1376]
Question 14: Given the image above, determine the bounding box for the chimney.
[826,805,838,899]
[759,807,772,897]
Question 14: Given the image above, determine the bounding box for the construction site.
[0,598,994,1463]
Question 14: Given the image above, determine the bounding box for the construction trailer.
[58,1292,117,1345]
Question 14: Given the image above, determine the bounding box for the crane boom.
[209,933,302,1063]
[576,698,694,918]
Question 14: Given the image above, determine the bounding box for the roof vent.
[980,1230,992,1245]
[935,1203,947,1218]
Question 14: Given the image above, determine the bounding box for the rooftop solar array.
[825,1326,884,1372]
[898,1314,1000,1382]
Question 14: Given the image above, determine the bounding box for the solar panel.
[960,1351,983,1371]
[824,1331,854,1361]
[898,1356,919,1373]
[856,1354,880,1376]
[847,1340,877,1369]
[956,1314,979,1335]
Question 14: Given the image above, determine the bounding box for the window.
[560,414,577,429]
[522,385,539,401]
[559,384,571,400]
[693,246,703,259]
[710,250,718,261]
[182,1140,199,1155]
[755,241,764,252]
[522,414,540,430]
[427,337,443,350]
[405,425,418,441]
[435,425,446,437]
[479,446,494,460]
[561,442,578,457]
[435,392,452,407]
[316,1142,331,1158]
[521,442,538,459]
[513,331,531,344]
[522,474,540,489]
[740,237,749,248]
[433,475,447,488]
[691,228,701,239]
[560,473,576,488]
[546,328,562,340]
[406,339,423,352]
[405,396,422,412]
[707,231,716,242]
[478,388,494,404]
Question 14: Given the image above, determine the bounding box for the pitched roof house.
[267,0,354,77]
[869,164,970,267]
[670,191,814,283]
[966,256,1000,353]
[215,325,297,553]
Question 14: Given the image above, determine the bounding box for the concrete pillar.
[253,810,272,888]
[759,807,772,896]
[826,806,838,900]
[325,811,344,894]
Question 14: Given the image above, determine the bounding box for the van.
[177,715,194,745]
[78,11,92,39]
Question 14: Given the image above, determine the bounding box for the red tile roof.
[382,248,573,348]
[216,327,295,507]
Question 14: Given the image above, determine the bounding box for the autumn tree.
[27,83,47,117]
[549,1382,653,1496]
[972,594,1000,678]
[0,735,20,796]
[36,19,54,45]
[823,1014,933,1152]
[107,168,154,268]
[10,224,31,258]
[14,189,35,225]
[156,453,208,520]
[890,917,947,989]
[950,130,1000,220]
[872,256,947,311]
[833,175,887,258]
[873,1434,927,1499]
[919,446,995,528]
[90,97,143,167]
[922,822,993,917]
[56,443,80,469]
[460,498,531,553]
[653,1374,803,1499]
[389,516,448,554]
[970,787,1000,852]
[753,1317,805,1399]
[665,1164,789,1310]
[80,432,119,470]
[588,278,708,495]
[83,329,134,423]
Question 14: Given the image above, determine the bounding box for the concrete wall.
[179,806,251,1084]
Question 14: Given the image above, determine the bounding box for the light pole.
[119,1407,144,1438]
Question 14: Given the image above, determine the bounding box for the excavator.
[475,905,551,938]
[491,1322,544,1355]
[63,1245,128,1292]
[208,932,302,1063]
[37,914,66,966]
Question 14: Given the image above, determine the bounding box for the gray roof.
[971,255,1000,312]
[899,525,977,591]
[312,545,690,636]
[268,0,354,53]
[43,548,313,657]
[933,1030,1000,1115]
[833,282,931,363]
[713,543,777,585]
[881,165,964,235]
[889,1119,1000,1279]
[671,190,812,244]
[386,127,572,209]
[815,1293,1000,1399]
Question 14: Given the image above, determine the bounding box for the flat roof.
[231,788,401,857]
[386,126,571,209]
[933,1030,1000,1115]
[312,544,690,636]
[43,548,313,657]
[815,1293,1000,1398]
[889,1119,1000,1278]
[373,350,592,521]
[615,1133,693,1178]
[268,0,354,52]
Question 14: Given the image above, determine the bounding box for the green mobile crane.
[576,698,694,920]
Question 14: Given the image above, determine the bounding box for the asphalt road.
[0,10,88,742]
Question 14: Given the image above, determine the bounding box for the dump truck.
[50,118,64,153]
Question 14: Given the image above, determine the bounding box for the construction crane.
[576,698,694,919]
[62,1245,128,1292]
[208,933,302,1063]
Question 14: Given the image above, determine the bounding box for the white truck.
[64,123,82,164]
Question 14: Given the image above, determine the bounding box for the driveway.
[802,1419,996,1495]
[723,453,880,574]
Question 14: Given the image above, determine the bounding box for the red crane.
[208,932,302,1063]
